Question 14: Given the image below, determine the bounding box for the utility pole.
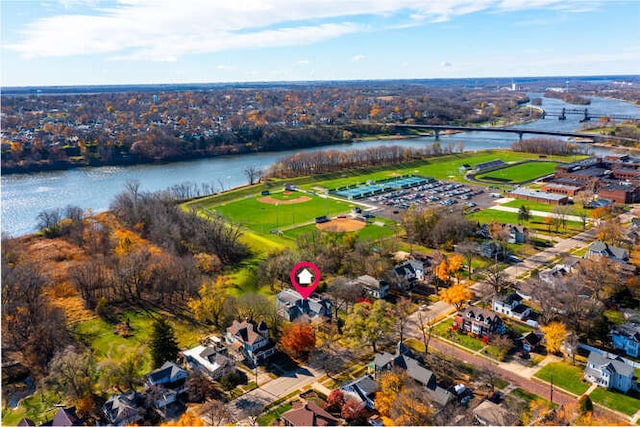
[550,375,554,404]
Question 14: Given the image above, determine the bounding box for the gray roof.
[473,400,511,426]
[589,240,628,261]
[148,361,185,384]
[587,352,634,378]
[611,322,640,342]
[425,385,454,408]
[510,187,567,201]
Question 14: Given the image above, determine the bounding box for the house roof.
[281,401,340,426]
[355,274,385,290]
[148,361,186,385]
[340,375,379,405]
[587,352,634,377]
[473,400,511,426]
[611,322,640,342]
[103,391,142,424]
[18,419,36,427]
[227,320,265,345]
[458,307,502,325]
[492,292,522,305]
[522,332,541,347]
[184,344,234,375]
[425,384,455,408]
[589,240,628,261]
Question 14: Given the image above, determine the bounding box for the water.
[3,95,639,237]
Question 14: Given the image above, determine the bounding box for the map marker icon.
[290,261,321,300]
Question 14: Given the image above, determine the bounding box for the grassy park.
[475,161,560,184]
[589,388,640,416]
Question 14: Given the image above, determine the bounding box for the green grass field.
[475,161,559,184]
[534,362,590,395]
[589,388,640,416]
[297,151,581,191]
[501,199,558,213]
[210,192,353,235]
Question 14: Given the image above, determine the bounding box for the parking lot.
[362,179,499,220]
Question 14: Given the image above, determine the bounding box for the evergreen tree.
[517,204,530,224]
[150,318,180,368]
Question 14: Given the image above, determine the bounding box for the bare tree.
[243,165,263,185]
[456,241,478,279]
[417,311,435,354]
[202,399,231,426]
[395,297,413,343]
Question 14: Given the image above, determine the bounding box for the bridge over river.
[390,123,632,144]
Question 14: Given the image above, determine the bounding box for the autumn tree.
[374,370,404,420]
[390,383,434,426]
[280,322,316,359]
[456,240,478,278]
[341,399,366,423]
[326,389,346,412]
[447,253,463,284]
[483,264,510,296]
[150,318,180,368]
[440,284,471,309]
[541,321,567,354]
[98,345,145,391]
[188,277,231,329]
[44,346,97,405]
[345,300,395,352]
[161,412,205,426]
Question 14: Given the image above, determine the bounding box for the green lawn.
[534,362,590,395]
[300,151,581,190]
[256,402,294,426]
[211,192,353,235]
[502,199,558,213]
[475,161,559,184]
[589,388,640,416]
[282,217,397,241]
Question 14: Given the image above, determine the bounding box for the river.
[3,94,640,237]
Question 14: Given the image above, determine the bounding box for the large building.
[542,156,640,204]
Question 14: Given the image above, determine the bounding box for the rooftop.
[510,187,567,201]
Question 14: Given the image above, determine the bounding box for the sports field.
[210,191,353,235]
[475,161,559,184]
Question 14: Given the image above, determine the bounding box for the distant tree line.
[511,137,588,155]
[266,143,464,178]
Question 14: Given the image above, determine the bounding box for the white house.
[183,337,236,380]
[583,352,634,393]
[351,275,389,299]
[491,293,531,321]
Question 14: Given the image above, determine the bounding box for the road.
[226,365,322,422]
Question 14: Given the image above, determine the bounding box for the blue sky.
[2,0,639,87]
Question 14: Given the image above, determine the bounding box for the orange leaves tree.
[280,322,316,359]
[374,370,433,426]
[440,284,471,309]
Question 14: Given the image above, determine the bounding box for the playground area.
[331,175,433,199]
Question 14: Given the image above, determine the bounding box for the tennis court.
[332,175,432,199]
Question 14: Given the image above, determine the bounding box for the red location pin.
[290,261,321,300]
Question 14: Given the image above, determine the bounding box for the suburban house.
[491,293,531,321]
[183,336,236,380]
[520,332,542,353]
[610,322,640,358]
[478,241,507,261]
[281,401,340,427]
[351,275,390,299]
[454,307,506,337]
[538,257,580,285]
[392,259,425,288]
[225,319,276,365]
[29,408,82,426]
[587,240,629,263]
[473,400,512,426]
[102,391,145,426]
[369,343,454,408]
[583,352,634,393]
[507,225,527,244]
[145,361,189,409]
[340,375,379,410]
[276,288,332,322]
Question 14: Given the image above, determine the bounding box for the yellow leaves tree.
[541,321,567,354]
[447,254,463,283]
[435,258,449,284]
[161,412,205,426]
[440,284,471,309]
[374,371,404,420]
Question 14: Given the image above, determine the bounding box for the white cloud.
[7,0,598,60]
[441,61,452,67]
[352,55,366,62]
